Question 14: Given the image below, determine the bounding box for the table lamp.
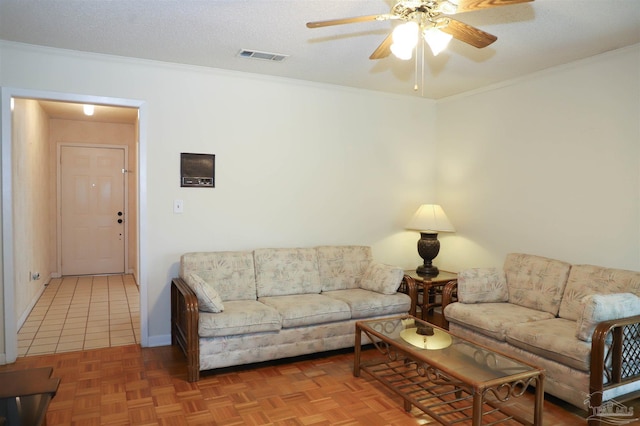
[406,204,455,276]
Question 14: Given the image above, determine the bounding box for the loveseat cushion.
[457,268,509,304]
[254,248,321,297]
[506,318,591,371]
[184,273,224,313]
[558,264,640,321]
[323,289,411,318]
[359,262,404,295]
[259,294,351,328]
[575,293,640,342]
[180,251,257,301]
[504,253,571,316]
[198,300,281,337]
[443,302,554,341]
[316,246,372,291]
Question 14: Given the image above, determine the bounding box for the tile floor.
[17,274,140,357]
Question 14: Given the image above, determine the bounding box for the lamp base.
[416,264,439,277]
[415,232,440,277]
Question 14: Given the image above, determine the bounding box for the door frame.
[1,87,148,363]
[57,143,129,276]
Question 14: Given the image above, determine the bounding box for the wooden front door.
[60,146,125,275]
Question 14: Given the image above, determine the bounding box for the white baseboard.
[0,353,6,365]
[147,334,171,347]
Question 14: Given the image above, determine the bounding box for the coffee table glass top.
[359,316,537,383]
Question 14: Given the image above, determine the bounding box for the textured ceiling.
[1,0,639,99]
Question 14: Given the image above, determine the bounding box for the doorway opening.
[1,88,148,363]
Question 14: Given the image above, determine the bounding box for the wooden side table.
[404,270,457,328]
[0,367,60,426]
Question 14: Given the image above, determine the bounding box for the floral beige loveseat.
[171,245,415,381]
[441,253,640,413]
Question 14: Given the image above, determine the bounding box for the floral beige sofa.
[442,253,640,412]
[171,245,415,381]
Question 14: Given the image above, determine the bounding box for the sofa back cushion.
[504,253,571,316]
[457,267,509,304]
[254,247,321,297]
[558,264,640,321]
[316,245,372,292]
[180,251,257,301]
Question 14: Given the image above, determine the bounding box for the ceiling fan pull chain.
[421,41,426,97]
[414,43,419,91]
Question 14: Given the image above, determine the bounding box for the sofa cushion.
[180,251,257,301]
[316,246,372,291]
[259,294,351,328]
[198,300,281,337]
[506,318,591,372]
[575,293,640,342]
[443,302,555,341]
[457,268,509,304]
[504,253,571,316]
[323,289,411,319]
[254,248,321,297]
[359,262,404,295]
[558,264,640,321]
[184,273,224,313]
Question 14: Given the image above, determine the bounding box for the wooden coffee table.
[354,316,544,426]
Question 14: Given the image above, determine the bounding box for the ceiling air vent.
[238,49,289,62]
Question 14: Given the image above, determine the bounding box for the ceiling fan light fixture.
[391,21,419,60]
[390,43,414,60]
[423,27,453,56]
[440,0,458,14]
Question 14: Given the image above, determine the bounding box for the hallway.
[17,274,139,356]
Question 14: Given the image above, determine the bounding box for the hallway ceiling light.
[83,104,95,116]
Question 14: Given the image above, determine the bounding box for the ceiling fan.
[306,0,534,60]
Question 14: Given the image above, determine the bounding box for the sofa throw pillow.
[575,293,640,342]
[457,268,509,304]
[184,273,224,313]
[359,262,404,295]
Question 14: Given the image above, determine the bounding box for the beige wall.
[436,45,640,272]
[12,98,53,326]
[0,41,435,350]
[49,118,138,277]
[0,41,638,356]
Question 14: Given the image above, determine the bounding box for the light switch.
[174,199,184,214]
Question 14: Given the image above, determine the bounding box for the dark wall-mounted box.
[180,153,215,188]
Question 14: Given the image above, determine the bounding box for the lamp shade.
[406,204,455,233]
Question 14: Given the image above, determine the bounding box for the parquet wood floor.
[0,344,625,425]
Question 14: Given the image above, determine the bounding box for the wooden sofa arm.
[589,314,640,414]
[399,275,418,317]
[440,280,458,328]
[171,278,200,382]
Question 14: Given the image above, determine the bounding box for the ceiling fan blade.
[441,19,497,48]
[369,33,393,59]
[306,14,389,28]
[454,0,533,14]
